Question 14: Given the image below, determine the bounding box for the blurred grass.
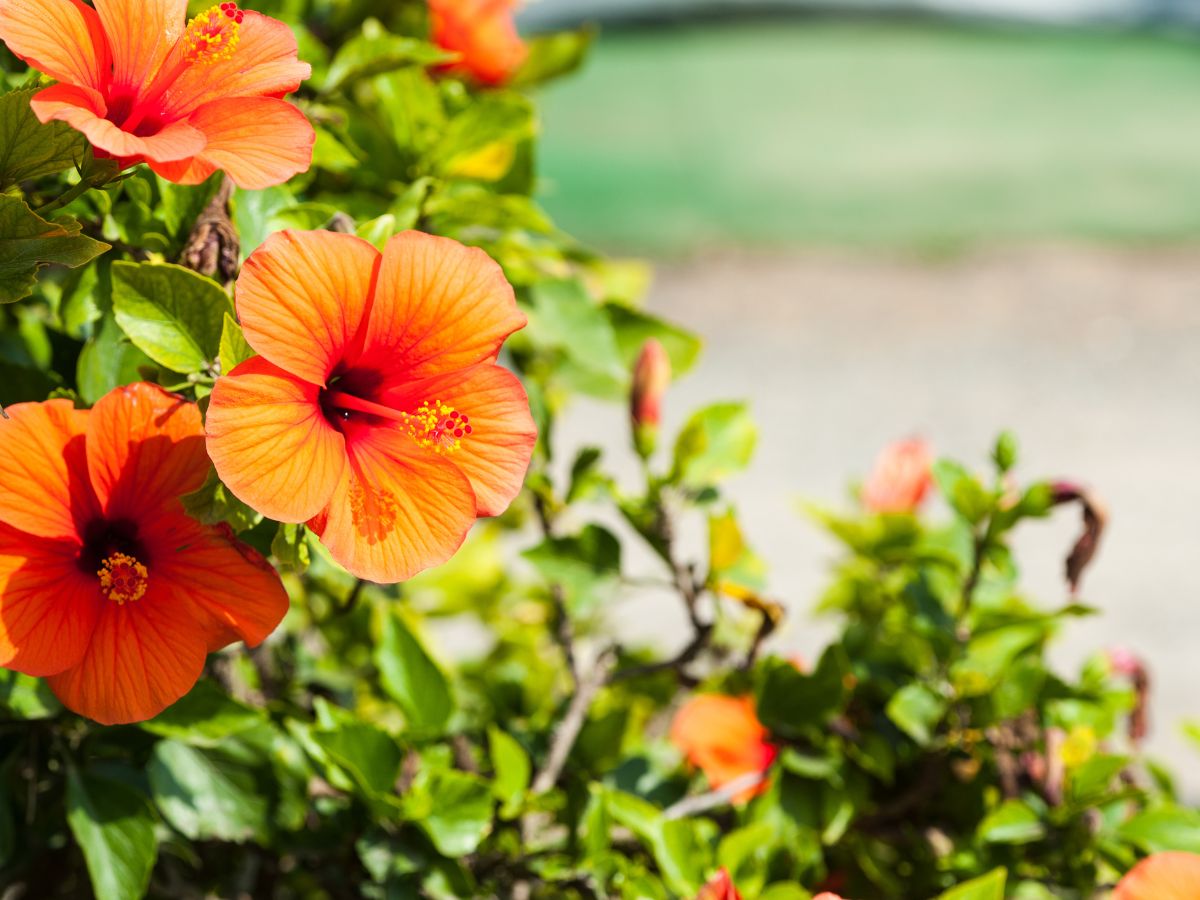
[535,20,1200,255]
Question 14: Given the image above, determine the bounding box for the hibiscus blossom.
[0,0,314,188]
[429,0,527,87]
[205,229,536,584]
[0,383,289,725]
[669,693,777,802]
[1113,852,1200,900]
[862,437,933,514]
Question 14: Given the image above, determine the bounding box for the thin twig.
[531,646,617,795]
[662,770,765,820]
[608,622,712,684]
[548,584,579,686]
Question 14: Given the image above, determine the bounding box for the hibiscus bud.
[180,179,239,285]
[630,339,671,458]
[862,437,933,514]
[695,869,742,900]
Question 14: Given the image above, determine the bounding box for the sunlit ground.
[536,19,1200,790]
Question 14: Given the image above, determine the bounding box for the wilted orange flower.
[862,437,933,514]
[206,229,536,584]
[0,383,288,725]
[1113,852,1200,899]
[0,0,314,188]
[670,694,777,802]
[429,0,527,87]
[695,869,742,900]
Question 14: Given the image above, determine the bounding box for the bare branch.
[531,646,617,795]
[662,770,765,820]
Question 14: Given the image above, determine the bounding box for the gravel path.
[558,245,1200,790]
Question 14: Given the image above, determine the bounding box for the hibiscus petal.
[145,512,289,651]
[206,356,347,523]
[30,84,206,163]
[149,96,314,190]
[46,581,208,725]
[380,364,535,517]
[87,382,208,522]
[353,231,527,378]
[234,230,379,386]
[1114,852,1200,900]
[92,0,186,97]
[158,11,312,119]
[0,523,100,677]
[0,398,97,541]
[670,695,775,801]
[308,423,476,584]
[0,0,110,91]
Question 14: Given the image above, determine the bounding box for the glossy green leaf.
[0,196,109,303]
[66,769,157,900]
[218,311,254,375]
[324,20,451,92]
[313,723,403,798]
[936,868,1007,900]
[1118,805,1200,854]
[756,647,851,739]
[885,684,947,747]
[375,608,454,734]
[488,727,530,820]
[141,680,264,748]
[148,740,269,842]
[111,261,231,373]
[0,89,86,189]
[672,402,757,489]
[977,800,1045,845]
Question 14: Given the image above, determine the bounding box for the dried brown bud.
[180,178,239,285]
[1051,481,1109,593]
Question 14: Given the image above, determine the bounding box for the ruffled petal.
[1114,852,1200,900]
[86,382,207,522]
[0,523,100,677]
[670,695,776,802]
[0,0,110,91]
[234,230,379,386]
[380,363,535,517]
[308,422,476,584]
[149,96,314,189]
[353,231,526,378]
[206,356,346,523]
[46,580,208,725]
[0,398,97,541]
[30,84,206,163]
[92,0,186,97]
[158,11,312,119]
[144,512,288,651]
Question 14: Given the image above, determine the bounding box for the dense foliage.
[0,2,1196,898]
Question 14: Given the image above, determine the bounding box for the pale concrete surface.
[557,245,1200,792]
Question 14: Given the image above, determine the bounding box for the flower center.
[400,401,472,455]
[184,3,243,65]
[97,552,148,605]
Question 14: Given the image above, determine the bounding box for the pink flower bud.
[862,438,933,514]
[630,339,671,457]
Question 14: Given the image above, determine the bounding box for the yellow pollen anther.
[98,553,148,605]
[184,4,242,65]
[399,400,472,455]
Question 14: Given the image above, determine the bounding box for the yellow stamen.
[97,552,148,605]
[400,399,472,455]
[184,5,242,65]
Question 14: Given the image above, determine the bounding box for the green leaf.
[0,668,61,718]
[0,196,109,303]
[323,20,452,93]
[932,459,992,525]
[218,311,254,375]
[141,679,263,748]
[375,608,454,734]
[756,647,850,739]
[271,522,310,573]
[0,89,86,189]
[977,799,1046,845]
[512,27,596,88]
[992,430,1018,473]
[356,213,397,251]
[76,314,158,405]
[148,740,269,842]
[313,723,403,797]
[409,768,494,858]
[526,278,626,391]
[488,727,530,820]
[0,360,59,405]
[181,468,262,533]
[936,868,1007,900]
[1118,805,1200,854]
[434,92,535,174]
[607,303,703,378]
[522,524,622,614]
[708,507,767,592]
[672,402,757,489]
[950,623,1046,697]
[66,769,157,900]
[111,261,231,373]
[885,684,947,747]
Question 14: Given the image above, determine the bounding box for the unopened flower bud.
[862,437,933,513]
[630,338,670,458]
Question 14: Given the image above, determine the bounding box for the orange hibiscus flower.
[205,229,536,584]
[0,0,314,188]
[862,437,933,514]
[0,383,289,725]
[670,694,777,802]
[1113,852,1200,900]
[429,0,527,87]
[695,869,742,900]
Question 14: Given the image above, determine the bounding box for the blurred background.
[521,2,1200,785]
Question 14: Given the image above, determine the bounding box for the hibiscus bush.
[0,1,1196,898]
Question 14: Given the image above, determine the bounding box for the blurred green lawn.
[536,20,1200,254]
